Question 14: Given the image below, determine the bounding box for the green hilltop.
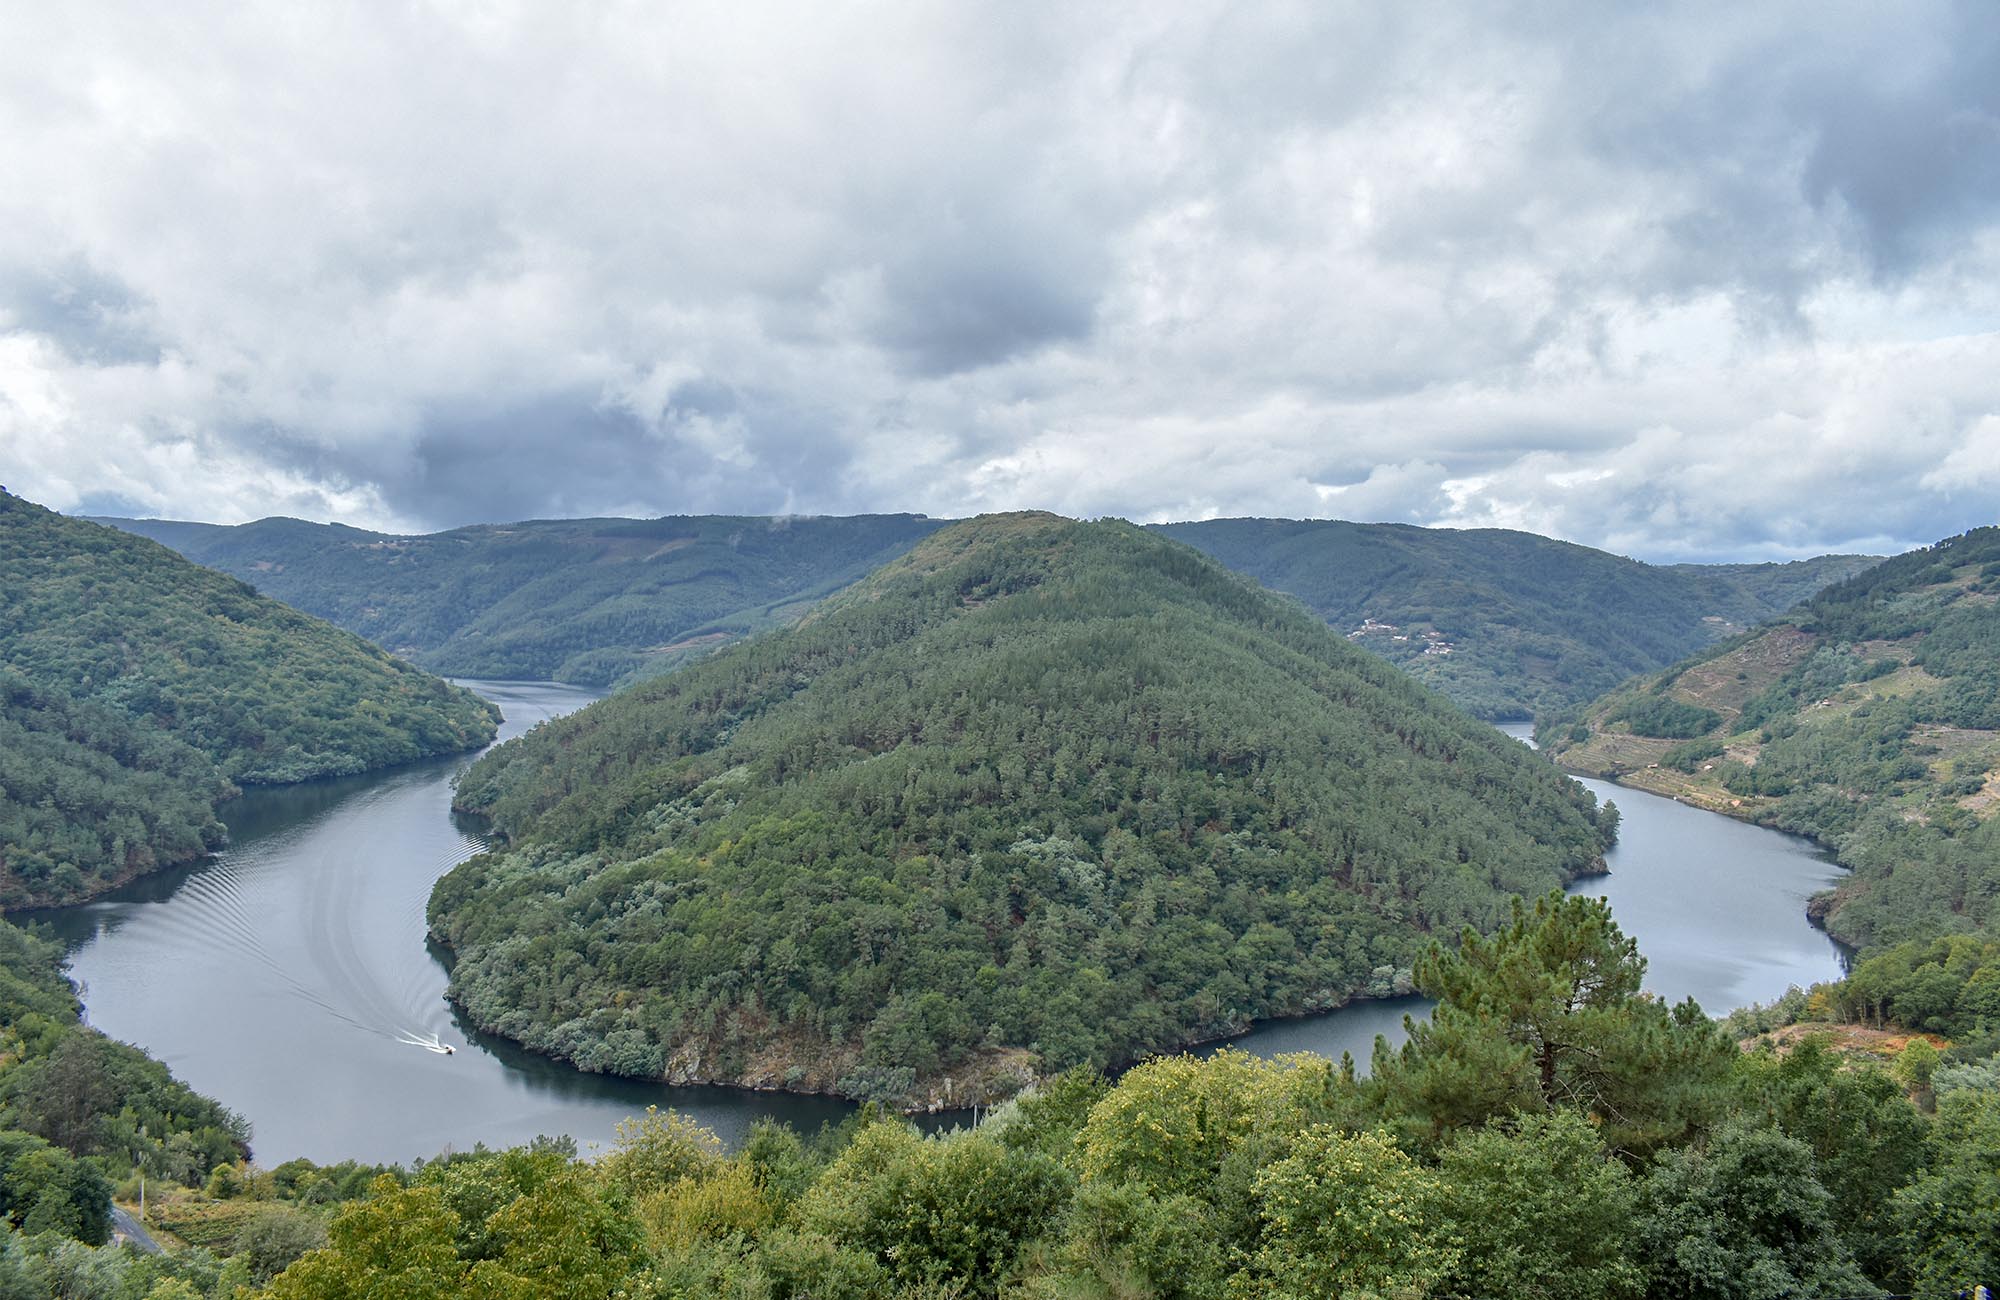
[1545,525,2000,956]
[0,490,499,907]
[430,514,1614,1106]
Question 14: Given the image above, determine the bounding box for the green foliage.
[264,1156,645,1300]
[1608,695,1722,739]
[1075,1051,1332,1199]
[1158,518,1876,721]
[0,490,498,906]
[1894,1037,1941,1094]
[1732,1037,1929,1280]
[1632,1122,1870,1300]
[230,1207,328,1286]
[0,670,231,907]
[1890,1087,2000,1291]
[1235,1126,1452,1300]
[214,1020,1993,1300]
[991,1067,1110,1165]
[799,1123,1070,1294]
[1432,1112,1642,1300]
[1375,892,1736,1155]
[260,1176,464,1300]
[0,1133,110,1245]
[1837,934,2000,1051]
[430,516,1616,1096]
[597,1106,722,1200]
[111,510,1877,722]
[1659,737,1726,772]
[102,511,950,688]
[0,1224,237,1300]
[1049,1178,1230,1300]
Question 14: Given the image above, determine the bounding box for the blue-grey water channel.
[36,700,1845,1164]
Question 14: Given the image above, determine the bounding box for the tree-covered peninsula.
[0,490,500,906]
[432,514,1615,1106]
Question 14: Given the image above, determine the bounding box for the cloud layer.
[2,2,1997,560]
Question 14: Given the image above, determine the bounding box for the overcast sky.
[3,4,1997,561]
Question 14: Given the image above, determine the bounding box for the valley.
[3,498,1988,1299]
[99,510,1878,721]
[1544,527,2000,958]
[40,696,1841,1167]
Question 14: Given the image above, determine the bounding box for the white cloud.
[0,2,1996,558]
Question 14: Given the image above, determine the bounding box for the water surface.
[42,704,1845,1160]
[38,682,854,1164]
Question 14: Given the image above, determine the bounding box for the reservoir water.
[38,697,1846,1164]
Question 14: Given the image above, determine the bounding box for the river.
[1206,722,1849,1067]
[36,696,1846,1164]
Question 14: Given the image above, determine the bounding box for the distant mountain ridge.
[94,512,952,689]
[98,511,1880,719]
[1544,526,2000,954]
[1155,518,1881,719]
[428,514,1616,1105]
[0,490,499,907]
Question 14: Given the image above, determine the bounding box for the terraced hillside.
[1544,527,2000,951]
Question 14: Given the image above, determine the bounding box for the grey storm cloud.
[1,1,1997,561]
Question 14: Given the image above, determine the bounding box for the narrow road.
[110,1204,162,1254]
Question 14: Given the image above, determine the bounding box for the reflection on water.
[40,700,1847,1162]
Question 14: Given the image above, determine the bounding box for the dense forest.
[0,490,499,906]
[1158,518,1879,720]
[5,892,1994,1299]
[1546,526,2000,957]
[98,512,949,688]
[431,514,1616,1105]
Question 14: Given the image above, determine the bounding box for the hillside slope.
[0,490,499,906]
[97,512,949,687]
[429,514,1615,1106]
[1155,519,1878,720]
[1544,526,2000,952]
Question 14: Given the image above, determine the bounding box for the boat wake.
[394,1030,454,1055]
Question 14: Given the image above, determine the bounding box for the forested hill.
[0,490,499,907]
[96,512,949,688]
[1154,518,1879,720]
[100,511,1874,719]
[430,513,1615,1107]
[1545,525,2000,954]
